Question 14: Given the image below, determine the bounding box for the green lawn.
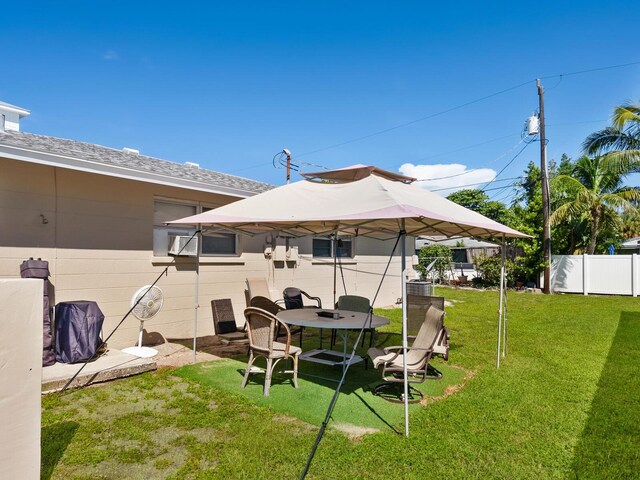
[42,288,640,479]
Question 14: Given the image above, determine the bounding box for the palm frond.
[612,102,640,131]
[551,200,586,225]
[551,174,585,195]
[613,188,640,205]
[601,149,640,175]
[583,128,640,155]
[601,193,632,210]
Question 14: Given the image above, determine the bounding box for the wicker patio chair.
[367,304,446,402]
[241,307,301,396]
[249,295,303,346]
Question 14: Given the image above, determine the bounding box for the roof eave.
[0,103,30,117]
[0,143,258,198]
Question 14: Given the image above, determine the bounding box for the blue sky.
[3,1,640,200]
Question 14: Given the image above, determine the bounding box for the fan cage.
[131,285,164,320]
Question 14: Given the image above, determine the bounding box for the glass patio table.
[276,308,389,375]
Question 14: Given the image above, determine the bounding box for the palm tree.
[583,101,640,171]
[551,155,640,254]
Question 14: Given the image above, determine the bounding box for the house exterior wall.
[0,157,409,348]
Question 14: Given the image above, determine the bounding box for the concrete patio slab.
[41,335,250,392]
[42,349,156,392]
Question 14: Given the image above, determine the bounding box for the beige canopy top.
[301,164,416,183]
[169,168,528,240]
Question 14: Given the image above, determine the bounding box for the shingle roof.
[0,130,273,196]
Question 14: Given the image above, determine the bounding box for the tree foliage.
[551,155,640,254]
[447,189,511,225]
[439,101,640,286]
[509,162,544,283]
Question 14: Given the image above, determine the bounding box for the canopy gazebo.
[169,165,528,441]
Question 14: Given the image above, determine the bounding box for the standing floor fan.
[122,285,164,358]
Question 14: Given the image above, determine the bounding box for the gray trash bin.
[20,258,55,366]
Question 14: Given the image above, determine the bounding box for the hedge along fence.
[551,254,640,296]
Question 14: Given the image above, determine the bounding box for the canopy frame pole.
[496,234,506,368]
[333,232,338,308]
[503,271,508,358]
[193,227,201,364]
[400,221,409,437]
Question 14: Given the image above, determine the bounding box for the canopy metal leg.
[497,235,505,368]
[400,222,409,437]
[193,228,201,364]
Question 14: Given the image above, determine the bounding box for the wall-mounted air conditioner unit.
[168,234,198,256]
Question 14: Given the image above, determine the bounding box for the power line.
[401,133,519,164]
[228,61,639,175]
[229,118,608,175]
[482,141,532,190]
[489,184,519,202]
[483,180,525,194]
[296,80,536,158]
[541,60,640,80]
[296,61,640,159]
[429,176,523,192]
[415,136,527,182]
[430,179,524,199]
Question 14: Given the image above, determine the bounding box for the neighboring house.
[618,237,640,254]
[0,101,406,348]
[415,236,500,278]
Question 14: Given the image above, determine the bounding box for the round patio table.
[277,308,389,375]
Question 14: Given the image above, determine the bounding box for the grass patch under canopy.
[41,287,640,479]
[175,358,465,434]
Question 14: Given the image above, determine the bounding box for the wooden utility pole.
[537,79,551,294]
[284,149,292,184]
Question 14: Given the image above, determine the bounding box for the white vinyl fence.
[550,254,640,296]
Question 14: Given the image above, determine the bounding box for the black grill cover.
[20,258,56,366]
[55,301,104,364]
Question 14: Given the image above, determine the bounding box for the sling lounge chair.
[368,304,446,403]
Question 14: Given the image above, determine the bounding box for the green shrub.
[473,252,518,287]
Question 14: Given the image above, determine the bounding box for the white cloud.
[399,163,496,196]
[102,50,119,61]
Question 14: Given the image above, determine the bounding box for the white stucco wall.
[0,279,42,480]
